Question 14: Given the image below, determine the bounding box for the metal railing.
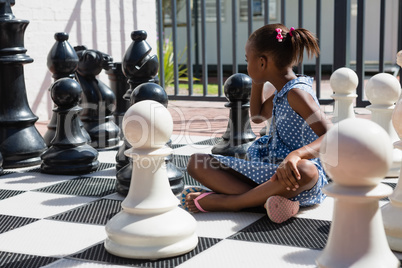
[156,0,402,107]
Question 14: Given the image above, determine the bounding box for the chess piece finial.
[381,95,402,251]
[366,73,401,177]
[41,78,99,174]
[316,118,399,267]
[211,73,256,158]
[105,100,198,259]
[0,0,15,20]
[330,67,358,123]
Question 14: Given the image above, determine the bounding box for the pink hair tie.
[289,27,295,37]
[276,28,283,42]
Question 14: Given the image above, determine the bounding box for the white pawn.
[316,118,399,268]
[382,96,402,251]
[366,73,401,177]
[330,67,358,123]
[104,100,198,259]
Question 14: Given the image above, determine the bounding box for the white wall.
[11,0,157,121]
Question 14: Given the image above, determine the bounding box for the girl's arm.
[249,82,274,124]
[271,88,332,189]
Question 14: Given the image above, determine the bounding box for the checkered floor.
[0,135,401,267]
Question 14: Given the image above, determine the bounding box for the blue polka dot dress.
[212,76,328,207]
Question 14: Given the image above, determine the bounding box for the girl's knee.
[187,153,210,176]
[297,159,319,189]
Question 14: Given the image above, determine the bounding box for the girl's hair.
[248,24,319,69]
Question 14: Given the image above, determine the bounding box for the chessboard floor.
[0,133,401,268]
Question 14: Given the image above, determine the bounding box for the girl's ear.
[259,55,268,69]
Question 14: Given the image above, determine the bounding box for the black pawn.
[41,78,99,175]
[0,1,46,168]
[116,30,159,171]
[74,47,120,149]
[211,73,256,159]
[115,82,169,194]
[44,32,90,146]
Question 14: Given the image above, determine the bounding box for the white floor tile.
[191,211,264,239]
[177,239,321,268]
[0,191,97,218]
[43,259,134,267]
[0,219,106,257]
[296,197,334,222]
[0,172,76,191]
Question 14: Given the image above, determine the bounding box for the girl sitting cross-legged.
[182,24,332,224]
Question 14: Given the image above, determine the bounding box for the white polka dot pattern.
[212,76,328,207]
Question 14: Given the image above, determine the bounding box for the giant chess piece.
[115,29,159,171]
[316,118,399,267]
[105,62,130,135]
[116,83,184,196]
[211,73,256,159]
[330,67,358,123]
[0,0,46,168]
[382,95,402,251]
[366,73,402,177]
[44,32,90,146]
[105,100,198,259]
[41,78,99,175]
[121,30,159,100]
[74,46,120,149]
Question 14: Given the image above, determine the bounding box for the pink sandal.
[193,192,214,212]
[265,196,299,224]
[180,186,214,213]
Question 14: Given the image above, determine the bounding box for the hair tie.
[289,27,295,37]
[276,28,283,42]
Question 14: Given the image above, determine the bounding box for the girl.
[183,24,331,224]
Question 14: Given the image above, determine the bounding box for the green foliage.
[158,37,187,86]
[158,36,198,86]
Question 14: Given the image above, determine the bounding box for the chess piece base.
[105,207,198,259]
[41,144,99,175]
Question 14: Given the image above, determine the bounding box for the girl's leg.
[186,153,258,195]
[186,157,319,212]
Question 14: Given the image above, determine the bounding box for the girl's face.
[245,40,265,84]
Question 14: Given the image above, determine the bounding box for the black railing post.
[333,0,351,70]
[356,0,368,107]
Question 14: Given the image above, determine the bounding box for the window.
[194,0,225,22]
[240,0,278,21]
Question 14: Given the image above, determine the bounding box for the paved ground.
[35,100,371,138]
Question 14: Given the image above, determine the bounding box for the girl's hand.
[271,152,301,191]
